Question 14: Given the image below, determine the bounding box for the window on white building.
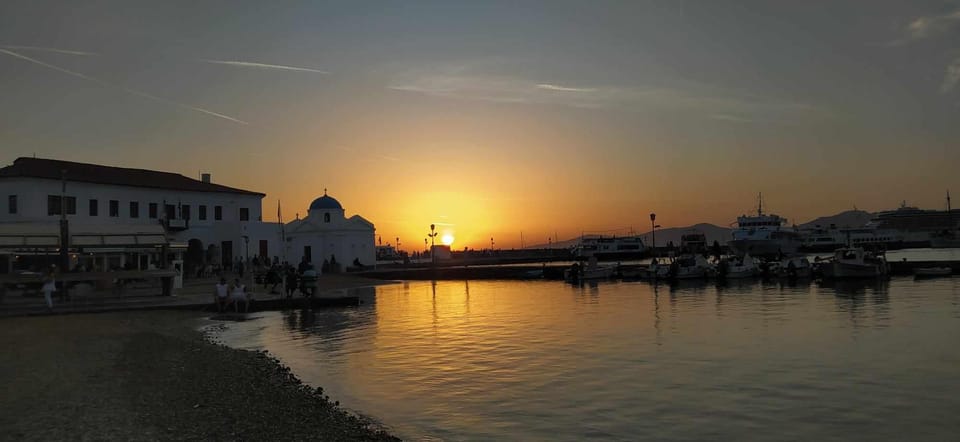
[199,205,207,220]
[48,195,77,215]
[89,199,98,216]
[215,205,223,220]
[7,195,16,214]
[109,200,119,217]
[130,201,139,218]
[240,207,249,221]
[149,203,158,218]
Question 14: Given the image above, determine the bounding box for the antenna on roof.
[948,190,952,212]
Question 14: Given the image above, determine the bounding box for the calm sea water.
[213,275,960,441]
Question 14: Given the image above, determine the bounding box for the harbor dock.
[0,274,394,318]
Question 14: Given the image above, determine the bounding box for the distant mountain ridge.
[798,210,873,229]
[528,210,878,249]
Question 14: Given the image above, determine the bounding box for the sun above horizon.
[441,234,454,246]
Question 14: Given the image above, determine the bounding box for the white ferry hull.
[727,239,800,257]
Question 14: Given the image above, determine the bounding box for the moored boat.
[564,256,616,282]
[717,253,758,279]
[819,247,888,279]
[913,267,953,277]
[769,256,813,279]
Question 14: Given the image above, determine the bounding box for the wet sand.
[0,311,400,441]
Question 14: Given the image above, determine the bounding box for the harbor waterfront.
[213,276,960,441]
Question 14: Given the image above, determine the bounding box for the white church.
[283,191,376,270]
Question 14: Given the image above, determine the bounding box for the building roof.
[309,194,343,210]
[0,157,265,196]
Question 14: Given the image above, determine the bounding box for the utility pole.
[59,170,70,300]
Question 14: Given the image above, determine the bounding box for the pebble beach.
[0,310,400,441]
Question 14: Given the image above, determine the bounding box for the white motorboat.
[727,194,802,257]
[663,254,713,280]
[718,253,758,279]
[819,247,888,278]
[769,256,813,278]
[564,256,616,281]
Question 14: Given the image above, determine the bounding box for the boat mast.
[948,190,952,212]
[757,192,763,216]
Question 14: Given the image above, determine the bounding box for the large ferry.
[727,194,802,257]
[570,235,646,260]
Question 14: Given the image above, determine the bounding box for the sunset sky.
[2,1,959,250]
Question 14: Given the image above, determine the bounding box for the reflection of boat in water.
[727,194,801,257]
[818,247,889,278]
[913,267,953,277]
[717,253,757,279]
[571,235,646,260]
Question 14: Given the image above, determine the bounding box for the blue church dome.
[309,193,343,210]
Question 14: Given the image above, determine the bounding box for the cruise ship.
[727,194,802,257]
[570,235,646,260]
[868,194,960,247]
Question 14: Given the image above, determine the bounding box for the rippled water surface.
[215,276,960,441]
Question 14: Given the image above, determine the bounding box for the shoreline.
[0,310,401,441]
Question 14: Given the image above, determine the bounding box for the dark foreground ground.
[0,311,400,441]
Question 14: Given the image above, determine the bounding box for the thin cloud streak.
[200,59,329,74]
[0,48,248,125]
[537,83,597,92]
[0,45,97,56]
[388,67,824,118]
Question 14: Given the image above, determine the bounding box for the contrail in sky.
[200,59,329,74]
[0,48,248,125]
[0,45,97,56]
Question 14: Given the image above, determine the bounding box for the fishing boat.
[913,267,953,277]
[727,193,802,257]
[818,247,889,278]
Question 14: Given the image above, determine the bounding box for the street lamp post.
[242,235,250,279]
[396,237,400,253]
[428,224,438,264]
[649,213,657,259]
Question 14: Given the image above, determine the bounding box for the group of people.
[258,261,318,299]
[212,259,320,313]
[213,277,252,313]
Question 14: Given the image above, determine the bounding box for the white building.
[284,191,376,270]
[0,157,282,274]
